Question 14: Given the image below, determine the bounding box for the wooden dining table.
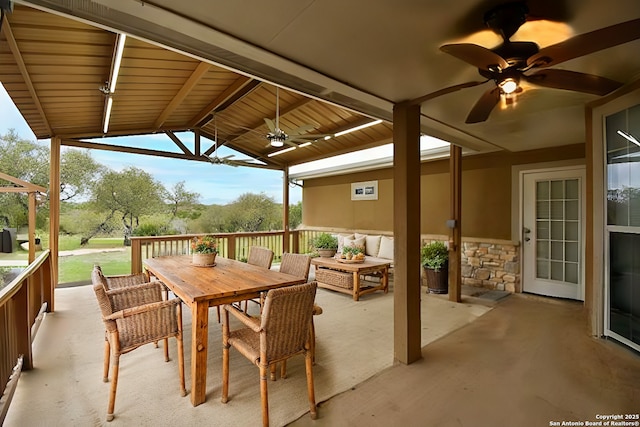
[143,255,306,406]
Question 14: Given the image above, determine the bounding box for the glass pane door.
[605,104,640,349]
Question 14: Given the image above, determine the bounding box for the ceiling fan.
[263,87,331,148]
[414,2,640,123]
[202,116,255,167]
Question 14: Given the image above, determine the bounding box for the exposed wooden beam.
[61,138,281,170]
[164,130,192,155]
[154,62,212,128]
[0,172,47,193]
[188,75,256,128]
[1,17,52,136]
[56,127,192,140]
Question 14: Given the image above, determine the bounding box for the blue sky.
[0,84,301,205]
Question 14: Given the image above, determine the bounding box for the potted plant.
[312,232,338,257]
[421,241,449,294]
[341,244,365,260]
[191,235,218,266]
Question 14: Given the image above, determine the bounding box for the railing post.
[14,283,33,370]
[43,256,52,313]
[292,230,300,253]
[131,238,142,274]
[228,235,237,260]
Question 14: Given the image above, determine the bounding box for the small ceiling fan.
[203,116,255,167]
[414,2,640,123]
[263,87,331,148]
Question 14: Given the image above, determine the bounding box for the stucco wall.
[302,144,585,240]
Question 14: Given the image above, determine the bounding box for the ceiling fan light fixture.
[270,138,285,147]
[267,129,288,147]
[498,77,519,94]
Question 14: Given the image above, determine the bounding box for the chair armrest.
[106,298,180,321]
[223,304,261,332]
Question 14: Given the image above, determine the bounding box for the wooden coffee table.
[311,257,390,301]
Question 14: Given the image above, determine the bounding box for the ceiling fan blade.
[440,43,509,71]
[289,124,316,134]
[466,87,501,124]
[264,118,276,132]
[524,69,623,96]
[527,18,640,68]
[411,80,488,105]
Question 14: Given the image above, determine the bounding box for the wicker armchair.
[92,265,169,351]
[92,264,150,288]
[276,253,321,379]
[247,246,274,269]
[221,282,318,427]
[93,280,186,422]
[240,246,275,314]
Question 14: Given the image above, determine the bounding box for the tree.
[0,130,49,228]
[91,167,166,245]
[165,181,200,218]
[224,193,281,232]
[0,131,103,229]
[289,201,302,229]
[60,148,103,201]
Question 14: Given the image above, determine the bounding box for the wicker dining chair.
[240,246,275,314]
[221,281,318,427]
[247,246,275,269]
[274,253,322,379]
[92,265,168,351]
[93,279,186,422]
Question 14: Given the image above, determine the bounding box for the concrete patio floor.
[4,279,639,427]
[290,293,640,427]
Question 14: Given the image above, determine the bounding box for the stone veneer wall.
[461,240,520,292]
[423,238,521,293]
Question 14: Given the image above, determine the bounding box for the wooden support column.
[283,168,290,253]
[49,137,61,311]
[449,144,462,302]
[393,101,422,364]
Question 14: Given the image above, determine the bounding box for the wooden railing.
[130,230,320,274]
[0,250,53,424]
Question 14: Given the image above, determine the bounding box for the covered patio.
[2,0,640,425]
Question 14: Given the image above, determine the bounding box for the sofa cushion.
[377,236,394,260]
[364,235,382,257]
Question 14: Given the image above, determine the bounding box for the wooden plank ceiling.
[0,5,394,169]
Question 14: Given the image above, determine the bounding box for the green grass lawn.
[0,235,132,285]
[58,247,132,284]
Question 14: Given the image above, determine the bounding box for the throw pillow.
[365,235,382,257]
[377,236,394,260]
[336,233,355,253]
[343,236,366,253]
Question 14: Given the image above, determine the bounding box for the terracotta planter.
[192,252,216,266]
[424,264,448,294]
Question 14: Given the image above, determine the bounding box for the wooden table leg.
[352,271,360,301]
[190,301,209,406]
[383,266,389,293]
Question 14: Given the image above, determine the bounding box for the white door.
[522,168,585,300]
